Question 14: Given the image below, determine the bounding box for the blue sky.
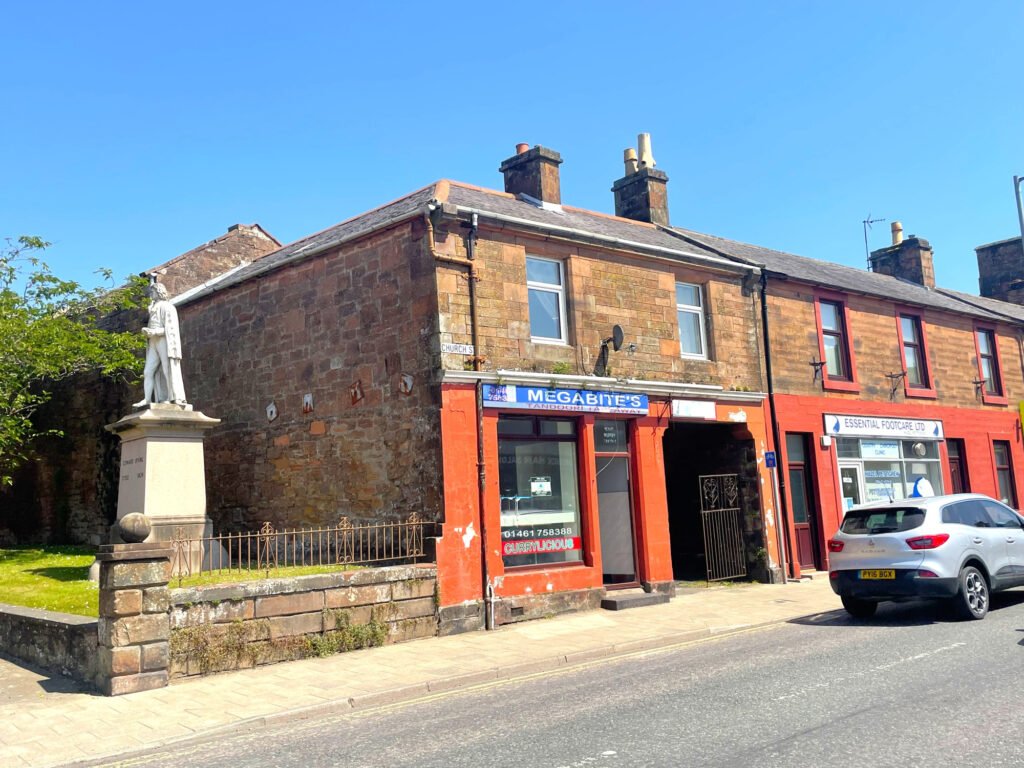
[3,1,1022,293]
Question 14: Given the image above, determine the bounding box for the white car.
[828,493,1024,619]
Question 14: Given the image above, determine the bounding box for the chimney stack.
[868,224,935,288]
[611,133,670,226]
[976,236,1024,304]
[499,144,563,205]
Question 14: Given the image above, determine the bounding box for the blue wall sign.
[765,451,776,468]
[482,384,649,415]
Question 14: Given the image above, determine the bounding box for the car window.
[942,500,992,527]
[980,499,1023,528]
[841,506,925,534]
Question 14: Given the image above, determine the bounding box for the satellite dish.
[611,325,624,352]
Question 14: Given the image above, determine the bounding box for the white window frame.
[676,282,707,359]
[526,256,568,344]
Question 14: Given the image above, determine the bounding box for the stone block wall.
[179,220,444,533]
[765,280,1024,408]
[97,546,173,695]
[433,222,765,392]
[0,603,99,683]
[168,565,438,678]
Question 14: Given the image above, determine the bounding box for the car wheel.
[841,595,877,619]
[954,566,989,620]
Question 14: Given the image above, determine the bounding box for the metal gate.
[698,474,747,581]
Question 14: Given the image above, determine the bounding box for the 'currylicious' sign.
[824,413,944,440]
[482,384,648,415]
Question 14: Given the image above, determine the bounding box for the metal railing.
[170,514,434,586]
[698,474,748,582]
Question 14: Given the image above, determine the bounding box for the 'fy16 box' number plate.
[859,569,895,580]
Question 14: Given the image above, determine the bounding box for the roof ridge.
[446,180,515,199]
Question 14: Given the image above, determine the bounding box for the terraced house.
[666,223,1024,578]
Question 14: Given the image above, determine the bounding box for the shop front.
[774,396,1024,578]
[436,371,778,632]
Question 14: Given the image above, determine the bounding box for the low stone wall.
[168,565,437,678]
[0,603,99,684]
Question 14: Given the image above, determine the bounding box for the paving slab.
[0,578,841,767]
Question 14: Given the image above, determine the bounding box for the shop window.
[835,437,944,504]
[975,328,1005,404]
[526,256,567,344]
[498,416,582,567]
[676,283,707,359]
[897,313,934,397]
[993,440,1017,508]
[814,294,858,392]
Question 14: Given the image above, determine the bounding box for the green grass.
[0,547,363,616]
[0,546,99,617]
[171,563,359,589]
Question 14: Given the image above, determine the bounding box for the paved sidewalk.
[0,578,840,767]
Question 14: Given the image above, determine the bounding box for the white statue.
[132,282,187,407]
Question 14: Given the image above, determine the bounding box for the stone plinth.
[96,543,172,695]
[105,405,221,564]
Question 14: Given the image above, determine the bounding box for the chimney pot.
[637,133,655,169]
[516,143,529,155]
[891,221,903,245]
[623,148,638,175]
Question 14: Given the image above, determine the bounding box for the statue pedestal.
[105,404,223,574]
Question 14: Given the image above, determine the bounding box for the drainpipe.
[426,210,493,629]
[760,271,793,581]
[464,213,495,630]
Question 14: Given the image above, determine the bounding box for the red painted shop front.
[435,375,780,629]
[774,394,1024,578]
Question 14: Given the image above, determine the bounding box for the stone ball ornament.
[118,513,153,543]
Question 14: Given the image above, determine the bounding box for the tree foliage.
[0,236,147,485]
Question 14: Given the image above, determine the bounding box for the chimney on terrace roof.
[611,133,669,226]
[499,143,563,205]
[868,221,935,288]
[976,235,1024,304]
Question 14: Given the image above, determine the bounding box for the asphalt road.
[93,592,1024,768]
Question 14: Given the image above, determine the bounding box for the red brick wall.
[432,222,765,392]
[180,220,443,532]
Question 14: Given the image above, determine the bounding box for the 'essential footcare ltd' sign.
[824,414,943,440]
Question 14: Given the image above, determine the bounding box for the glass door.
[838,462,865,512]
[595,420,637,586]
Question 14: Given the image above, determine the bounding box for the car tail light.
[918,569,939,578]
[829,571,839,579]
[906,533,950,550]
[827,539,844,552]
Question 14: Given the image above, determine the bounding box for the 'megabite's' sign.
[482,384,648,415]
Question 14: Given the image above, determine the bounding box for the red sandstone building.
[667,224,1024,578]
[8,138,1024,627]
[168,145,782,632]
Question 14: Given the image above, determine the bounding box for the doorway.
[946,438,969,494]
[594,420,638,587]
[663,421,760,581]
[786,433,821,571]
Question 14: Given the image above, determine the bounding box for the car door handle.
[1007,537,1016,543]
[972,537,984,544]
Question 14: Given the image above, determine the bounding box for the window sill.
[982,393,1009,406]
[530,338,571,347]
[904,387,937,399]
[823,378,860,393]
[680,354,709,361]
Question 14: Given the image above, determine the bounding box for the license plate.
[860,569,895,580]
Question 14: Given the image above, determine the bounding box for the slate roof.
[175,175,1024,328]
[668,227,1021,324]
[177,184,440,304]
[444,184,730,265]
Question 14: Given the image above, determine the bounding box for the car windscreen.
[840,506,926,535]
